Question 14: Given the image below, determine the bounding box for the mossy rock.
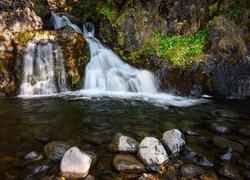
[16,27,89,92]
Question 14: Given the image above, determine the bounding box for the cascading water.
[83,26,159,93]
[20,41,67,95]
[49,13,203,106]
[51,13,83,34]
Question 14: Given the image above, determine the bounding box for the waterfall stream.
[20,41,67,95]
[19,13,203,106]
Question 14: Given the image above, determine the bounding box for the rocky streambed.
[0,97,249,179]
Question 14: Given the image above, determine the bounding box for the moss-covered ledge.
[16,26,89,91]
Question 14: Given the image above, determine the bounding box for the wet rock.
[84,151,97,167]
[185,130,199,136]
[184,147,214,168]
[60,147,92,179]
[34,133,50,143]
[108,134,139,153]
[138,137,169,171]
[219,163,243,180]
[113,154,145,173]
[84,174,95,180]
[162,129,185,156]
[215,110,240,119]
[23,151,43,162]
[237,159,250,169]
[200,171,219,180]
[33,164,50,174]
[160,172,177,180]
[212,136,244,152]
[136,131,151,142]
[44,141,71,161]
[239,139,250,147]
[210,123,230,134]
[217,147,232,162]
[238,128,250,137]
[138,173,159,180]
[243,171,250,179]
[181,164,206,179]
[3,171,19,180]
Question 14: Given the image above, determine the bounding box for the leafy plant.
[156,29,208,66]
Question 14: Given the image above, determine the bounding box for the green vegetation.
[156,29,208,66]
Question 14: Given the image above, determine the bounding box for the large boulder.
[60,147,92,179]
[162,129,185,157]
[138,137,169,171]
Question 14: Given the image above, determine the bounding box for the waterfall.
[51,13,83,35]
[20,42,67,95]
[83,36,159,93]
[45,13,203,107]
[52,13,159,93]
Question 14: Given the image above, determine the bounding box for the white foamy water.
[19,42,67,96]
[18,13,206,107]
[52,13,83,34]
[84,37,159,93]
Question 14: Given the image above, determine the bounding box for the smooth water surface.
[0,97,249,178]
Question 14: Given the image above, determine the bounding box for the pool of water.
[0,96,249,178]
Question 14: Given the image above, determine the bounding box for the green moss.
[18,31,50,44]
[117,32,125,46]
[209,2,218,16]
[225,0,247,21]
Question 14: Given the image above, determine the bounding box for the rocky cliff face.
[0,0,249,98]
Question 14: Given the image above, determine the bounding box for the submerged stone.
[138,137,169,171]
[237,159,250,169]
[217,147,232,162]
[219,163,243,180]
[113,154,145,173]
[200,171,219,180]
[44,141,71,161]
[212,136,244,152]
[60,147,92,179]
[181,164,206,179]
[23,151,43,162]
[184,147,214,168]
[162,129,185,157]
[210,123,230,134]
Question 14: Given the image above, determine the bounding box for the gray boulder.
[162,129,185,156]
[109,134,139,153]
[138,137,169,170]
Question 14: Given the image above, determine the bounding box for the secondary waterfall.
[20,42,67,95]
